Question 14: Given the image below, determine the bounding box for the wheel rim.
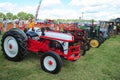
[4,36,18,58]
[43,56,57,71]
[90,39,99,48]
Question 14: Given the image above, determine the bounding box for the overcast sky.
[0,0,120,20]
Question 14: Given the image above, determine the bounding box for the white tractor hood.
[29,27,74,42]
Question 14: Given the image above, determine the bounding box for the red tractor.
[1,27,80,74]
[63,27,90,56]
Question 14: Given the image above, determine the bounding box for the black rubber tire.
[84,42,90,51]
[9,28,28,40]
[90,38,101,48]
[99,36,105,43]
[80,45,86,56]
[1,29,27,61]
[80,49,86,56]
[98,36,103,44]
[41,51,62,74]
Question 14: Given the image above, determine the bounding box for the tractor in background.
[63,24,90,56]
[86,25,105,48]
[114,18,120,34]
[79,20,107,48]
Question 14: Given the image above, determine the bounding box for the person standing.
[28,18,35,31]
[108,23,114,34]
[18,19,23,30]
[3,18,7,32]
[113,23,117,35]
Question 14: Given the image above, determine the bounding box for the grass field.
[0,34,120,80]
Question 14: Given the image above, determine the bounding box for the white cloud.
[39,9,79,19]
[68,0,120,20]
[69,0,120,7]
[0,2,16,13]
[0,0,120,20]
[0,2,36,15]
[18,6,36,14]
[41,0,62,7]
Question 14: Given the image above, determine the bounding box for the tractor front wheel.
[90,38,100,48]
[40,51,62,74]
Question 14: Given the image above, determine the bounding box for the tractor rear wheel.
[90,38,100,48]
[1,28,27,61]
[41,51,62,74]
[9,28,28,40]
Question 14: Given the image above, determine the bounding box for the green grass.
[0,34,120,80]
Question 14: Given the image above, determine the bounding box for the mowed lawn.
[0,34,120,80]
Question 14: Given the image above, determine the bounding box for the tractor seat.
[26,31,38,37]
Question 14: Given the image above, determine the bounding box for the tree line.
[0,11,99,23]
[0,11,34,20]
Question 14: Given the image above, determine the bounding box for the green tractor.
[79,20,105,48]
[86,25,105,48]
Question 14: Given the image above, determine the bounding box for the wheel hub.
[7,39,17,52]
[48,60,53,65]
[9,44,12,49]
[4,36,18,58]
[44,56,57,71]
[90,40,99,48]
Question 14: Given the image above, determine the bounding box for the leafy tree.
[109,18,114,22]
[12,15,18,20]
[0,12,6,18]
[17,12,34,20]
[26,13,34,20]
[6,12,13,19]
[17,11,27,20]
